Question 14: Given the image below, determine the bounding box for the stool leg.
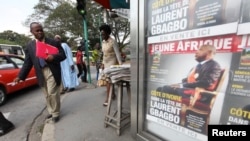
[116,82,123,136]
[104,83,114,128]
[126,82,131,107]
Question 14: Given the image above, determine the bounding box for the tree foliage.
[30,0,130,50]
[108,16,130,49]
[43,2,83,49]
[1,0,130,51]
[0,31,31,48]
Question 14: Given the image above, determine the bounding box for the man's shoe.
[68,88,75,92]
[46,114,52,119]
[51,117,60,123]
[60,87,68,94]
[0,122,14,136]
[46,116,60,124]
[63,87,68,91]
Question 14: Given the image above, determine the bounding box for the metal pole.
[83,16,91,83]
[99,13,102,46]
[103,8,108,24]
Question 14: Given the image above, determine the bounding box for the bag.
[97,79,107,87]
[97,69,107,87]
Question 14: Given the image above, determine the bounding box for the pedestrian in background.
[99,24,123,106]
[92,42,102,80]
[0,111,14,136]
[76,46,87,82]
[54,35,79,94]
[14,22,66,123]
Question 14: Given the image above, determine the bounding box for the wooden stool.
[104,80,131,135]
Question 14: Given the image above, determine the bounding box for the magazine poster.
[145,34,245,140]
[145,0,247,140]
[219,34,250,125]
[190,0,241,29]
[148,0,240,44]
[237,0,250,35]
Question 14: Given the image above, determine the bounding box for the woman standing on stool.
[99,24,122,106]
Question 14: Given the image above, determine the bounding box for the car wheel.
[0,87,7,106]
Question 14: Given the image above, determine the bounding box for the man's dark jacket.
[18,38,66,87]
[182,59,221,90]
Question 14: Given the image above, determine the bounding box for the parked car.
[0,53,38,106]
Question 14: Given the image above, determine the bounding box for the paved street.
[39,65,135,141]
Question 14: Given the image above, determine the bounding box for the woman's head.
[99,24,111,41]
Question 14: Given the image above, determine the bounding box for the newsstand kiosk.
[130,0,250,141]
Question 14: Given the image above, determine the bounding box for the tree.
[24,0,64,26]
[24,0,130,51]
[109,16,130,50]
[44,2,83,49]
[25,0,88,49]
[0,31,31,48]
[87,4,130,51]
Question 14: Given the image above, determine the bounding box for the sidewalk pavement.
[41,79,135,141]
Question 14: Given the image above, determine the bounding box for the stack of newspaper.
[103,64,130,83]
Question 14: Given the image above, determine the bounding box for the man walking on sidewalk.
[14,22,66,123]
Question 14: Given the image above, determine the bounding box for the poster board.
[144,0,250,140]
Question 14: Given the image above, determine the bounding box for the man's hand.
[71,65,74,71]
[46,55,54,62]
[13,77,23,84]
[170,84,180,88]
